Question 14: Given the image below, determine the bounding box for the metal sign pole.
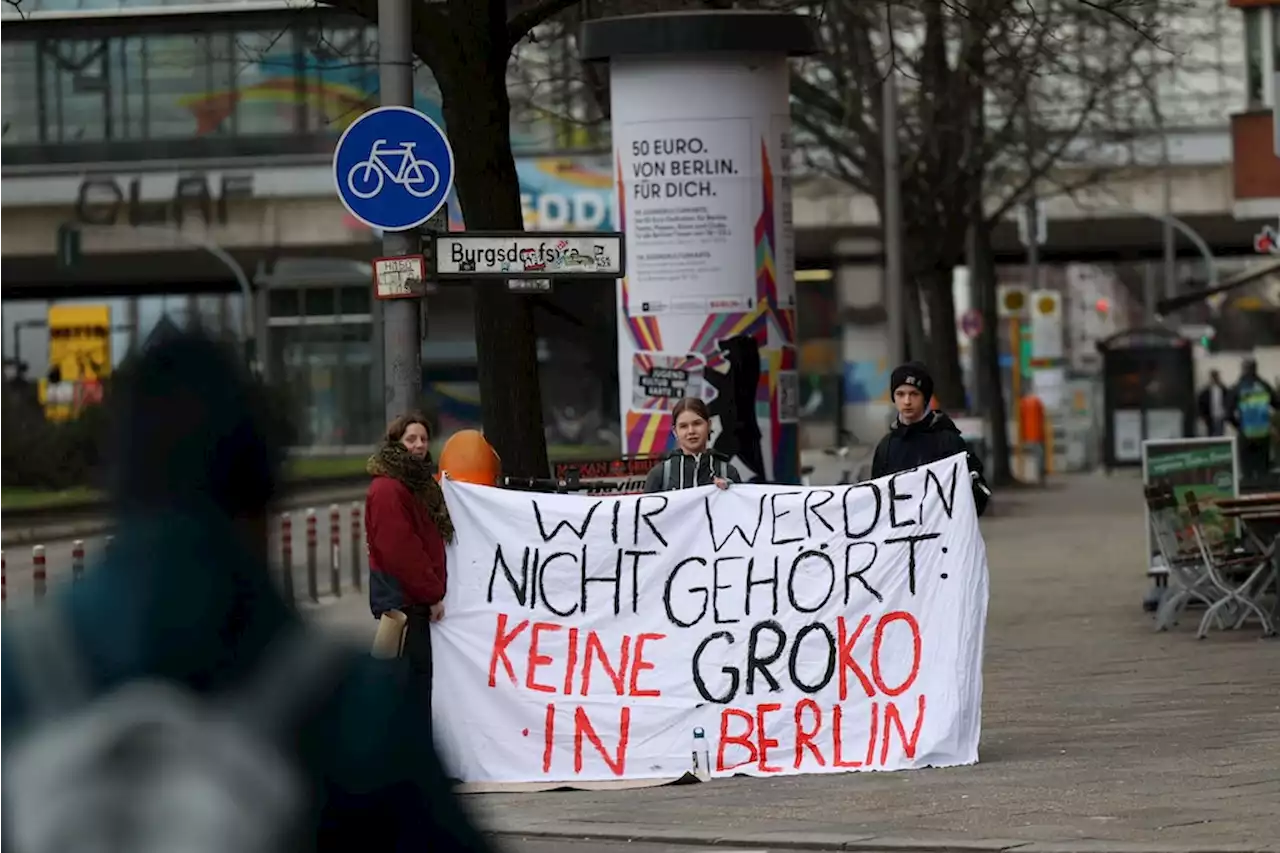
[378,0,421,423]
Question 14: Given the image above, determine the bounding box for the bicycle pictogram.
[347,139,441,200]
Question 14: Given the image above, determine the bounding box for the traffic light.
[56,223,82,270]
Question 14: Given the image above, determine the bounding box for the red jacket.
[365,475,447,613]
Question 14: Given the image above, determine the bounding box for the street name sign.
[433,232,625,278]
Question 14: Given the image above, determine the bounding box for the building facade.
[1230,0,1280,218]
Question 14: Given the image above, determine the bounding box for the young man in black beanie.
[871,361,991,516]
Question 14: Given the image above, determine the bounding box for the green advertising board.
[1142,438,1238,561]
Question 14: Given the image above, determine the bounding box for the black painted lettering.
[802,489,837,537]
[537,550,581,617]
[533,499,601,543]
[663,557,709,628]
[923,462,959,519]
[887,474,915,528]
[692,631,738,704]
[581,544,621,614]
[487,544,530,605]
[788,623,837,693]
[746,620,786,695]
[843,542,883,603]
[712,556,742,624]
[788,550,836,614]
[706,493,766,552]
[744,555,779,617]
[769,491,804,545]
[842,483,882,538]
[633,495,670,547]
[882,532,942,595]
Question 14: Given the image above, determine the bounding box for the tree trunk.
[918,266,966,410]
[432,17,549,478]
[969,215,1012,486]
[903,276,928,365]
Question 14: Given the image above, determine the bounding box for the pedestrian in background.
[1197,369,1229,437]
[1229,358,1279,481]
[644,396,742,492]
[366,412,454,716]
[871,361,991,516]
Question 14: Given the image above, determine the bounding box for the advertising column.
[582,12,817,484]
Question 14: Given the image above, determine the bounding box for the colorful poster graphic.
[609,56,799,483]
[1142,438,1239,556]
[38,304,111,422]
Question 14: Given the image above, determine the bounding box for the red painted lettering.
[562,627,580,695]
[525,622,559,693]
[573,705,631,776]
[831,702,867,768]
[871,611,922,697]
[488,613,528,688]
[880,695,926,764]
[755,702,783,773]
[541,702,555,773]
[793,698,825,769]
[837,615,874,700]
[628,632,665,697]
[717,707,758,772]
[580,632,631,696]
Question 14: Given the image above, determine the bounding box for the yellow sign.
[39,305,112,421]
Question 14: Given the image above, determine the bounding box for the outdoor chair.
[1144,485,1222,632]
[1186,498,1277,639]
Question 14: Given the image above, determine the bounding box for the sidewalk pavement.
[314,473,1280,853]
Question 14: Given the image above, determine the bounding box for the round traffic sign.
[332,105,455,231]
[960,308,983,338]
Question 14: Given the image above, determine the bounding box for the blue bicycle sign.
[333,105,454,231]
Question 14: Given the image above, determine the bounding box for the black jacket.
[871,411,990,516]
[644,449,742,492]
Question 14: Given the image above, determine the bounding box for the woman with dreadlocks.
[366,412,455,714]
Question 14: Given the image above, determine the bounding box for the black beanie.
[890,361,934,402]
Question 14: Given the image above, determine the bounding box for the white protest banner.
[433,453,988,785]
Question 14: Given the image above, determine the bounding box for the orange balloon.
[437,429,501,486]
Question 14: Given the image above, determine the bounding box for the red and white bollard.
[279,512,295,602]
[349,502,363,591]
[329,504,342,598]
[72,539,86,583]
[32,544,47,601]
[305,508,319,603]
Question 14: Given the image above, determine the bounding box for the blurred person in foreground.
[0,330,492,853]
[366,412,453,715]
[871,361,991,517]
[644,396,742,492]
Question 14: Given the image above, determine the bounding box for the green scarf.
[367,443,455,544]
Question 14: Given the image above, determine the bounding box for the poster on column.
[431,454,989,788]
[610,56,799,483]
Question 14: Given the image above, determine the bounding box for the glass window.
[1245,8,1265,108]
[229,29,305,138]
[268,288,299,318]
[338,286,371,316]
[303,287,336,317]
[44,38,111,143]
[1,41,41,145]
[145,34,211,139]
[296,23,377,135]
[107,36,147,141]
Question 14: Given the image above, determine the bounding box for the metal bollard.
[349,502,363,591]
[329,504,342,598]
[305,508,319,603]
[32,545,47,601]
[72,539,86,583]
[2,550,7,609]
[279,512,295,602]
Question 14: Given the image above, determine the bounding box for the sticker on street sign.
[508,278,552,293]
[997,285,1027,318]
[1254,224,1278,255]
[333,105,454,232]
[959,308,983,339]
[373,255,426,300]
[433,232,625,278]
